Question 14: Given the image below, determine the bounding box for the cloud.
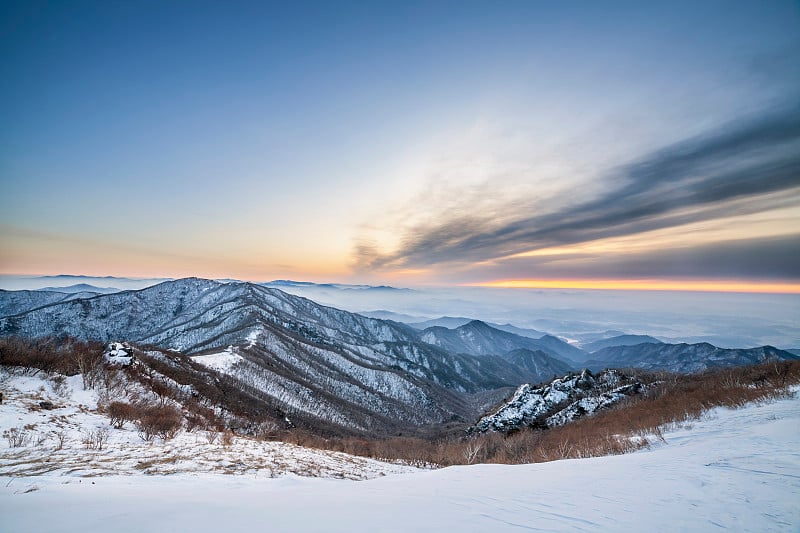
[355,104,800,275]
[452,234,800,283]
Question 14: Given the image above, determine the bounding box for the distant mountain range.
[582,334,663,353]
[38,283,121,294]
[263,280,411,292]
[0,274,169,292]
[585,342,798,373]
[407,316,548,339]
[1,277,796,435]
[418,320,587,363]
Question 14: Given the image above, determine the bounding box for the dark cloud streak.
[459,234,800,282]
[357,105,800,272]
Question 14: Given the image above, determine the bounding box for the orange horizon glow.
[470,279,800,294]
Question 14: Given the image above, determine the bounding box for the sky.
[1,1,799,291]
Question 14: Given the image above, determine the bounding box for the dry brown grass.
[283,360,800,467]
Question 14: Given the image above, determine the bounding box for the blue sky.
[2,1,799,289]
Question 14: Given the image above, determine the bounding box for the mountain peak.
[462,319,491,329]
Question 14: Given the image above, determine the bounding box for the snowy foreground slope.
[3,392,798,532]
[0,373,416,479]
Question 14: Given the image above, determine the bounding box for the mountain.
[419,320,587,363]
[262,280,411,292]
[473,369,645,433]
[408,317,547,340]
[583,334,663,353]
[503,349,574,381]
[489,323,548,340]
[0,289,103,317]
[0,278,557,436]
[586,342,799,373]
[409,316,475,330]
[38,283,121,294]
[533,334,591,363]
[0,274,168,291]
[359,310,428,323]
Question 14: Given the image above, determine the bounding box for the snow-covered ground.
[191,346,244,373]
[1,391,798,531]
[0,371,417,480]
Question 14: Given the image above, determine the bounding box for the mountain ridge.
[0,278,564,435]
[419,320,588,363]
[586,342,799,372]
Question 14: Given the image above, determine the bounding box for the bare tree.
[462,439,483,465]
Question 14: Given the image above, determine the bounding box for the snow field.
[1,379,798,531]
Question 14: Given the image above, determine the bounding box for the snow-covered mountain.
[0,278,567,435]
[586,342,799,372]
[419,320,587,363]
[0,289,102,317]
[3,278,794,435]
[474,369,645,433]
[409,316,548,340]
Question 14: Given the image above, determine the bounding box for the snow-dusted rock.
[474,369,644,433]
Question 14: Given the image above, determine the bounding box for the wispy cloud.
[354,104,800,279]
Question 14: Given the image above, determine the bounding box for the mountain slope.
[502,349,573,381]
[0,289,102,317]
[586,342,799,372]
[0,279,546,435]
[419,320,585,363]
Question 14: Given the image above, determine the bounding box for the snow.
[245,328,261,347]
[2,379,798,531]
[103,342,133,365]
[0,370,417,480]
[190,347,244,372]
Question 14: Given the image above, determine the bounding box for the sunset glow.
[1,2,798,291]
[472,279,800,294]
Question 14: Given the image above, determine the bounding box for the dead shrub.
[53,429,68,450]
[134,404,183,441]
[0,337,104,378]
[50,374,71,397]
[183,399,220,432]
[96,367,129,404]
[4,427,29,447]
[106,401,138,429]
[82,427,110,450]
[204,430,219,445]
[220,430,234,446]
